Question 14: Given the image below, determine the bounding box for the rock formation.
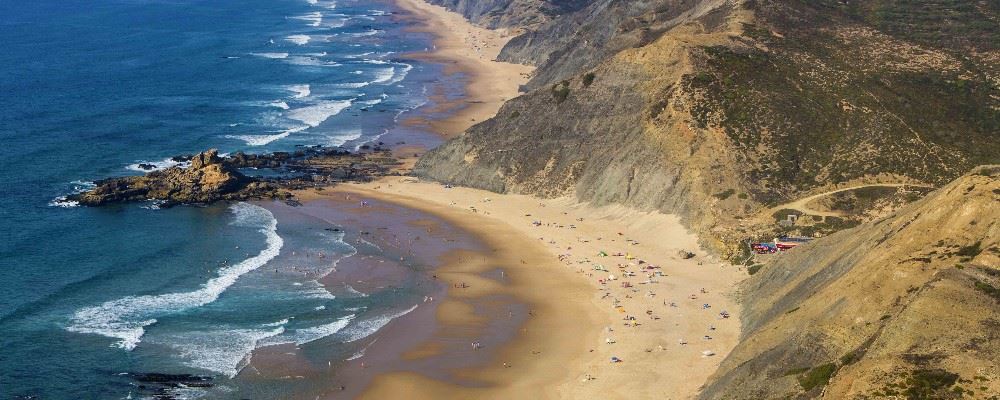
[71,149,279,206]
[70,147,401,207]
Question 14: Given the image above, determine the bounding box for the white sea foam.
[172,325,286,377]
[371,67,395,84]
[324,18,347,28]
[285,35,311,45]
[287,99,353,127]
[49,180,97,208]
[302,283,335,299]
[346,338,377,361]
[140,199,167,210]
[251,52,289,59]
[226,126,308,146]
[286,56,341,67]
[264,318,291,327]
[352,29,380,37]
[277,314,355,345]
[357,237,382,251]
[269,101,290,110]
[344,284,368,298]
[342,304,418,343]
[49,197,80,208]
[285,84,311,99]
[333,82,370,89]
[67,203,283,351]
[291,11,323,27]
[126,157,189,173]
[387,63,412,85]
[326,128,363,147]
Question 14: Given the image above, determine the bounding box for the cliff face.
[499,0,733,89]
[698,166,1000,399]
[416,0,1000,254]
[422,0,588,29]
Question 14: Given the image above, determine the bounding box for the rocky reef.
[71,147,400,207]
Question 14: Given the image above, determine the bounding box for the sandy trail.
[766,183,934,218]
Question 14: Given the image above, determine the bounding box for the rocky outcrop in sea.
[71,147,401,207]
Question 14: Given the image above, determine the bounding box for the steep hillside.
[422,0,588,29]
[416,0,1000,255]
[499,0,734,89]
[699,166,1000,399]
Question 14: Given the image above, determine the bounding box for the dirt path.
[765,183,934,218]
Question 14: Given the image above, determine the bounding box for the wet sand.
[380,0,533,174]
[236,195,536,399]
[299,179,746,399]
[261,0,744,398]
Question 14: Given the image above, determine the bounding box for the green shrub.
[772,208,804,222]
[957,241,982,257]
[783,367,809,376]
[714,189,736,200]
[840,352,860,365]
[551,82,571,103]
[748,264,763,275]
[974,280,1000,302]
[904,369,960,399]
[582,72,596,87]
[798,363,837,391]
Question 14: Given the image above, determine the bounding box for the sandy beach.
[293,1,746,398]
[297,179,745,399]
[391,0,533,140]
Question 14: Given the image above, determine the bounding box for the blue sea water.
[0,0,446,397]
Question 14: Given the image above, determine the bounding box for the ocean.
[0,0,455,398]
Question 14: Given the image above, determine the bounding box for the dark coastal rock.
[71,149,286,207]
[72,147,402,207]
[122,372,213,399]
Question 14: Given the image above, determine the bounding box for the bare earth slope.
[416,0,1000,257]
[700,166,1000,399]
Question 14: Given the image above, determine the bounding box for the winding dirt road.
[766,183,935,218]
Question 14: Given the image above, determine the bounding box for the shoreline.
[295,184,600,399]
[285,0,744,398]
[298,179,746,399]
[392,0,532,138]
[383,0,533,173]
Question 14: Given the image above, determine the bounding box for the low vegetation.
[903,369,961,399]
[798,363,837,391]
[957,241,983,258]
[713,189,736,200]
[973,280,1000,303]
[551,81,570,103]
